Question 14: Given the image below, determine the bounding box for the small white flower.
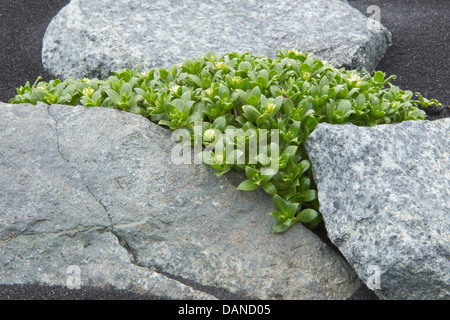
[231,76,241,83]
[83,87,94,97]
[348,73,361,83]
[170,85,180,94]
[37,83,48,91]
[214,154,224,163]
[82,78,91,84]
[205,88,213,96]
[266,102,276,113]
[204,129,216,141]
[215,61,226,70]
[288,49,300,55]
[301,71,311,79]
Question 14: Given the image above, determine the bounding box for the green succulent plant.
[9,49,440,233]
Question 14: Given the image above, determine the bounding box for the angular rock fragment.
[305,119,450,300]
[42,0,392,79]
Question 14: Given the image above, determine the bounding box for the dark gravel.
[0,0,448,301]
[0,0,70,103]
[348,0,450,120]
[0,284,161,300]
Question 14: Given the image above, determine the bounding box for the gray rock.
[305,120,450,300]
[42,0,391,80]
[0,102,361,299]
[0,103,212,299]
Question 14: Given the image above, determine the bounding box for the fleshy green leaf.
[212,116,226,131]
[300,190,317,202]
[120,83,132,96]
[242,105,261,122]
[297,208,319,223]
[273,195,287,212]
[272,221,290,233]
[237,179,260,191]
[105,89,120,104]
[373,71,385,84]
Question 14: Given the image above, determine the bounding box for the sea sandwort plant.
[10,49,440,233]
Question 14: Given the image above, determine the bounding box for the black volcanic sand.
[348,0,450,120]
[0,0,448,300]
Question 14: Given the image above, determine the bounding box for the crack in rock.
[110,229,246,300]
[1,225,109,243]
[46,105,114,226]
[151,265,252,300]
[45,105,224,298]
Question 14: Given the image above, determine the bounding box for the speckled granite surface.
[42,0,391,79]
